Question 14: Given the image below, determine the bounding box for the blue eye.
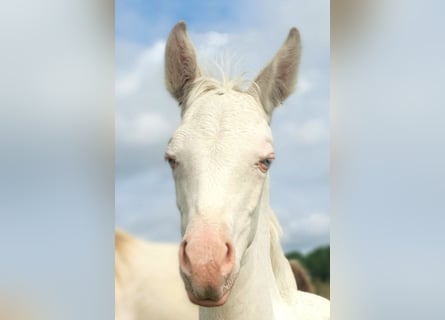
[263,159,271,166]
[258,158,273,172]
[165,154,178,169]
[168,158,177,168]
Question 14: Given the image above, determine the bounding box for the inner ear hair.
[165,21,201,106]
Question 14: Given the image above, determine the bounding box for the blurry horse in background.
[288,259,315,294]
[115,229,196,320]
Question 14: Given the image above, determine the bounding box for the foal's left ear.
[165,21,201,105]
[248,28,301,121]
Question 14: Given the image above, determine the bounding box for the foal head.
[164,22,301,307]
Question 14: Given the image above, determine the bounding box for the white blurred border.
[332,0,445,319]
[0,1,114,319]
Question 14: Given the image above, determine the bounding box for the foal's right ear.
[165,21,201,105]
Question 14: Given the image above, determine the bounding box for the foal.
[164,22,329,320]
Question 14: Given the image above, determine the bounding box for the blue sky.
[115,0,330,253]
[116,0,244,42]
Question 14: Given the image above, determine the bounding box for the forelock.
[182,76,253,110]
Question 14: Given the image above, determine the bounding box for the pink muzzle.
[179,226,235,306]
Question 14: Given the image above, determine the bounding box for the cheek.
[229,179,265,247]
[237,175,265,214]
[173,167,192,209]
[173,175,192,235]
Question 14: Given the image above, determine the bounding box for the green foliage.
[305,246,330,281]
[285,245,330,282]
[285,250,305,262]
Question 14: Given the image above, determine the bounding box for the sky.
[115,0,330,253]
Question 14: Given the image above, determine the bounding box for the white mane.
[183,75,250,108]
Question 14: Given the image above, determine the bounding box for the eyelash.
[165,155,274,172]
[258,157,274,173]
[165,154,177,169]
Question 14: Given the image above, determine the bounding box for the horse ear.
[248,28,301,121]
[165,21,201,105]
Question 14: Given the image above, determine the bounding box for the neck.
[199,180,296,320]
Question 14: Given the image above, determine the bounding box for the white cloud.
[199,31,229,48]
[281,118,329,145]
[117,112,171,146]
[297,76,311,95]
[297,119,329,144]
[290,212,330,237]
[116,73,140,97]
[116,41,165,97]
[281,211,330,252]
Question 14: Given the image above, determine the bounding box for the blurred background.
[331,0,445,318]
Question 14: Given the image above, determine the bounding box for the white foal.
[164,22,330,320]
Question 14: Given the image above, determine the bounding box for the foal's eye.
[258,158,273,173]
[165,154,178,169]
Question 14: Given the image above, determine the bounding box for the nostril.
[179,240,190,272]
[221,241,235,274]
[225,242,231,258]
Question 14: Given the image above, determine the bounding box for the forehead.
[169,89,273,152]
